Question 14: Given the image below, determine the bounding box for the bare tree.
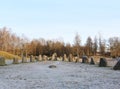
[93,36,98,55]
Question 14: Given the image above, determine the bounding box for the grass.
[0,51,21,60]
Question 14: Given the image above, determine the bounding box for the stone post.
[90,58,95,65]
[30,55,34,62]
[82,56,89,63]
[0,56,5,66]
[43,55,47,61]
[63,54,68,62]
[99,58,107,67]
[69,54,73,62]
[13,57,19,64]
[22,56,27,63]
[38,55,42,61]
[113,59,120,70]
[52,53,57,61]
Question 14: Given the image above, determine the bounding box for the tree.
[99,35,106,55]
[85,36,93,56]
[74,33,81,57]
[108,37,120,57]
[0,27,11,51]
[64,43,72,56]
[93,36,98,55]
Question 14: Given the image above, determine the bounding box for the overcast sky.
[0,0,120,44]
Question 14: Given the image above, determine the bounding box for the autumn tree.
[108,37,120,57]
[0,27,11,51]
[99,35,106,55]
[64,43,72,56]
[74,33,81,57]
[85,36,93,56]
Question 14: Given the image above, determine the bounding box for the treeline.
[0,27,120,57]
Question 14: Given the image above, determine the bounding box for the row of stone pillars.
[0,53,80,65]
[0,53,120,70]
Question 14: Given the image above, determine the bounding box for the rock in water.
[0,56,5,66]
[99,58,107,67]
[113,59,120,70]
[49,65,57,68]
[90,58,95,65]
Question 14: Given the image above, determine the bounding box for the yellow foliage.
[0,51,21,60]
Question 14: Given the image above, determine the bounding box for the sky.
[0,0,120,45]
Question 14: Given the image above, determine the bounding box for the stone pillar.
[52,53,57,61]
[58,56,63,61]
[68,54,73,62]
[113,59,120,70]
[51,54,55,61]
[43,55,47,61]
[0,56,5,66]
[99,58,107,67]
[30,55,34,62]
[22,56,27,63]
[38,55,42,61]
[82,56,88,63]
[74,57,79,63]
[35,56,39,61]
[13,57,19,64]
[72,57,75,62]
[63,54,68,62]
[90,58,95,65]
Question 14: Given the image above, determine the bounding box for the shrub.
[0,51,20,59]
